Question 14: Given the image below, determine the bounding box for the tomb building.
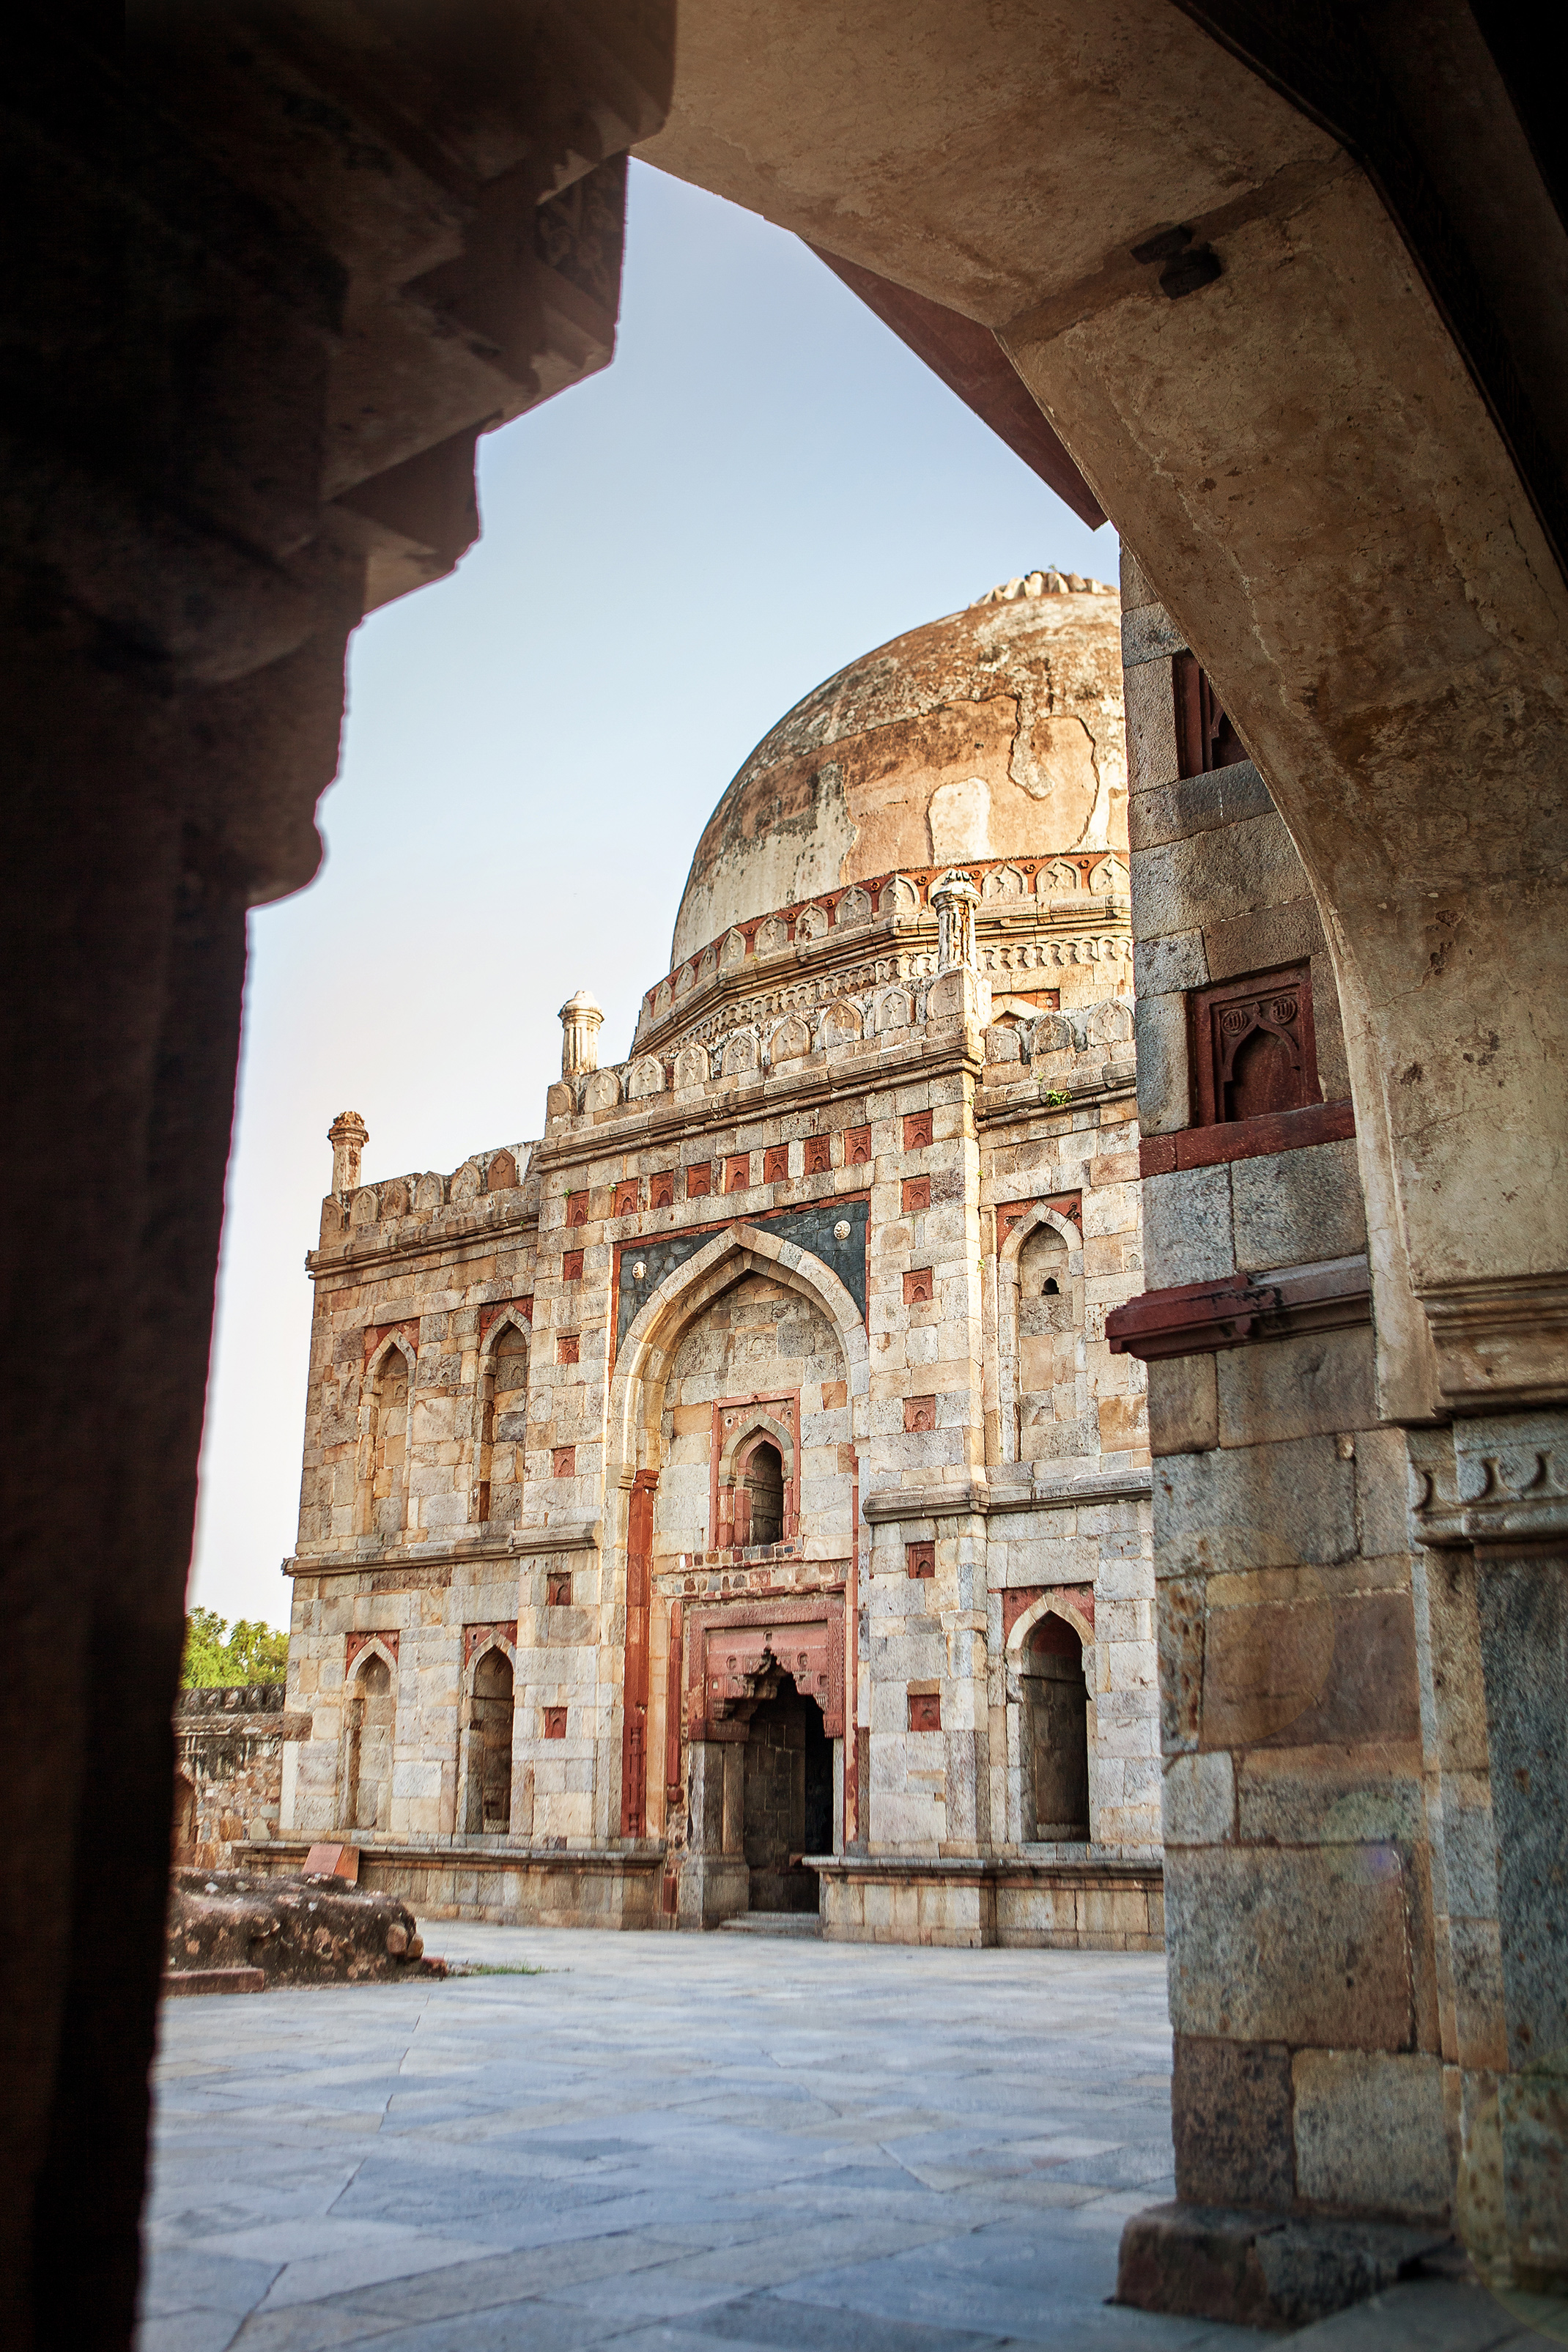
[274,574,1164,1942]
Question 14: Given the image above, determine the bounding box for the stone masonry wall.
[1118,544,1451,2228]
[173,1687,306,1868]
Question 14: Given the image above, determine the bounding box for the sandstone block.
[1149,1355,1218,1457]
[1143,1164,1233,1287]
[1172,2033,1295,2210]
[1134,928,1208,1000]
[1132,813,1306,944]
[1216,1325,1375,1451]
[1293,2049,1451,2224]
[1231,1139,1367,1273]
[1155,1433,1356,1574]
[1166,1846,1413,2049]
[1163,1750,1235,1846]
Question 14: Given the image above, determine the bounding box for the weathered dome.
[670,574,1125,967]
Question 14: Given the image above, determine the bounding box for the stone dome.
[670,573,1125,967]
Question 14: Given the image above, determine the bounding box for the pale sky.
[190,161,1116,1630]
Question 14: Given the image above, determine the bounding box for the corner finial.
[328,1111,368,1196]
[931,871,981,972]
[558,989,603,1077]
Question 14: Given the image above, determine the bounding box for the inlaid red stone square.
[903,1111,933,1150]
[902,1175,931,1213]
[903,1394,937,1432]
[803,1134,832,1175]
[557,1334,579,1365]
[546,1572,572,1606]
[543,1707,567,1739]
[763,1144,790,1185]
[843,1125,872,1165]
[566,1190,589,1227]
[906,1541,935,1578]
[613,1180,638,1217]
[552,1445,576,1476]
[650,1170,676,1209]
[903,1268,934,1304]
[909,1693,942,1732]
[562,1249,584,1282]
[686,1161,712,1199]
[725,1153,751,1193]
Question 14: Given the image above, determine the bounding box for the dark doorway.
[743,1671,832,1910]
[1022,1613,1090,1841]
[471,1648,514,1833]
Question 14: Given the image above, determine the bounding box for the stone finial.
[969,569,1111,605]
[558,988,604,1077]
[328,1111,368,1196]
[932,871,981,972]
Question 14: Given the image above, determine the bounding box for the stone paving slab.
[138,1925,1558,2352]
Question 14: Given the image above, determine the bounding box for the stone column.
[559,989,604,1077]
[328,1111,368,1197]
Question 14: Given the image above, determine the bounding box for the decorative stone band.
[283,1523,600,1578]
[1137,1097,1354,1178]
[864,1469,1152,1523]
[1411,1409,1568,1549]
[1106,1257,1372,1362]
[641,851,1131,1038]
[508,1523,602,1554]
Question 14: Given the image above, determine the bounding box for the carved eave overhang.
[1106,1257,1372,1361]
[1416,1273,1568,1414]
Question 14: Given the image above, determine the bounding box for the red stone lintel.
[1107,1259,1371,1361]
[1108,1274,1273,1359]
[1138,1097,1354,1178]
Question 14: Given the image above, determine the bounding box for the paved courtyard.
[138,1924,1553,2352]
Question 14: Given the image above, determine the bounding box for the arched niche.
[341,1643,396,1835]
[357,1335,415,1539]
[994,1204,1083,1465]
[472,1311,530,1526]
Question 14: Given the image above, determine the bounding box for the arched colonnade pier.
[10,6,1566,2340]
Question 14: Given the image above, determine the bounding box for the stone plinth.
[813,1851,1163,1950]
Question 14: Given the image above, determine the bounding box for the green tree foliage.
[180,1608,288,1687]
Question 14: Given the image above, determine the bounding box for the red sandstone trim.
[1106,1259,1371,1361]
[1138,1098,1354,1177]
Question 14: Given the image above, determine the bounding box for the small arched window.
[744,1440,785,1546]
